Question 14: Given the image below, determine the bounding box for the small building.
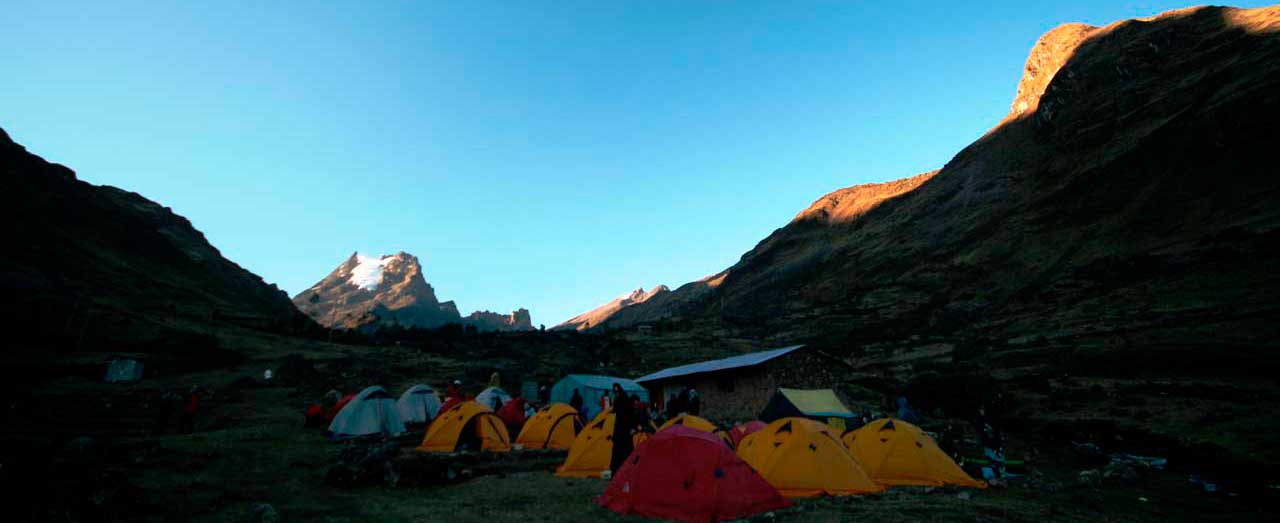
[635,345,852,423]
[636,325,654,336]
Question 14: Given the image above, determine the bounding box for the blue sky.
[3,1,1268,326]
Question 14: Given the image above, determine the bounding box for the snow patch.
[349,253,391,291]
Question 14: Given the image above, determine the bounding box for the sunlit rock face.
[561,5,1280,360]
[293,252,532,331]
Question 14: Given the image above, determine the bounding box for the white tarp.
[104,359,144,382]
[474,387,512,411]
[396,384,442,424]
[327,386,405,440]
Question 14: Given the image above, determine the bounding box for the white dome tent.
[397,384,442,425]
[327,386,406,441]
[474,387,512,411]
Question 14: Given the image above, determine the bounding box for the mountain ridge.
[0,127,316,361]
[293,252,533,332]
[556,5,1280,349]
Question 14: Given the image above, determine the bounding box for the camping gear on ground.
[104,358,144,382]
[730,421,767,447]
[842,418,986,488]
[515,403,583,450]
[737,417,882,498]
[551,375,649,421]
[557,409,651,478]
[304,405,327,428]
[758,388,857,429]
[597,425,791,523]
[396,384,443,425]
[1110,453,1167,470]
[474,386,512,411]
[417,401,512,453]
[327,386,406,441]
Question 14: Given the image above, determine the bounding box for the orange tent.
[842,419,985,488]
[556,410,649,478]
[737,417,883,498]
[659,414,734,447]
[416,401,511,453]
[515,403,582,450]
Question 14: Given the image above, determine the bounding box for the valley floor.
[4,330,1277,522]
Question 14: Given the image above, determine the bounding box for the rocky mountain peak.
[1007,23,1098,120]
[292,251,532,331]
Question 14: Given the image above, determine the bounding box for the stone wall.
[645,350,852,424]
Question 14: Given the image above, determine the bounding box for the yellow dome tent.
[416,401,512,453]
[659,415,733,447]
[658,414,718,433]
[842,419,986,488]
[515,403,582,450]
[737,417,883,498]
[556,409,650,478]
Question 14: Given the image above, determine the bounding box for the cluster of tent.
[318,384,443,440]
[599,416,985,522]
[315,380,983,523]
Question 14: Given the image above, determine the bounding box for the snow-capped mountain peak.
[348,253,397,291]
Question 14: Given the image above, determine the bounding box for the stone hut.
[635,345,851,423]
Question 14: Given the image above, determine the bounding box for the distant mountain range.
[554,286,670,331]
[556,5,1280,364]
[292,252,533,332]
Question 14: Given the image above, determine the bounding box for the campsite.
[4,2,1280,522]
[6,326,1276,522]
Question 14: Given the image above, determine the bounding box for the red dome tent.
[729,421,767,447]
[597,425,790,523]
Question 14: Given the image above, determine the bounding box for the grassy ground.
[6,326,1278,522]
[121,384,1277,522]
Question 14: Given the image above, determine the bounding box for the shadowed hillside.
[0,128,318,376]
[561,4,1280,469]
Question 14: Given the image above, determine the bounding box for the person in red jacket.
[180,386,205,434]
[497,396,529,435]
[437,380,467,417]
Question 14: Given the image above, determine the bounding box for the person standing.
[569,388,585,416]
[631,394,651,432]
[974,406,1005,480]
[599,390,613,415]
[609,383,634,474]
[897,396,919,423]
[439,380,465,415]
[180,386,205,434]
[687,387,701,416]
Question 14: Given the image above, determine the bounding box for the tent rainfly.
[397,384,442,425]
[104,358,144,382]
[758,388,857,430]
[550,375,648,420]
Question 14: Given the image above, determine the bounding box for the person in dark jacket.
[974,406,1005,479]
[569,388,585,416]
[687,388,701,415]
[609,383,635,473]
[896,396,919,424]
[631,394,651,432]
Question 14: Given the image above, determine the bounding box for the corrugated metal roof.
[560,374,648,392]
[634,345,805,383]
